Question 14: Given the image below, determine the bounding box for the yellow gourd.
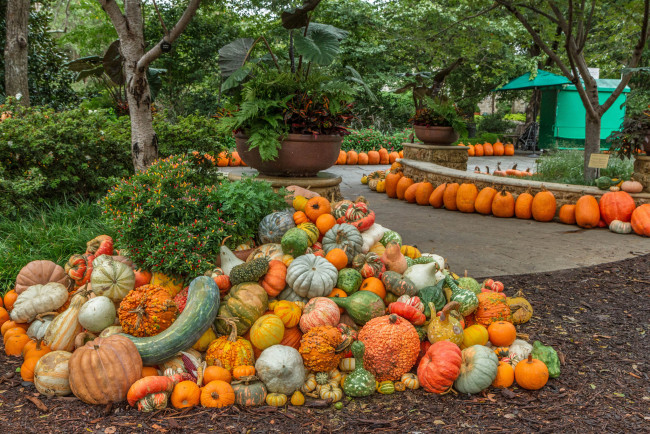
[376,179,386,193]
[460,324,489,349]
[427,302,463,346]
[290,390,305,406]
[293,195,308,211]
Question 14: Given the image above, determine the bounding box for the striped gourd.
[34,351,72,396]
[44,290,89,351]
[297,222,319,246]
[377,380,395,394]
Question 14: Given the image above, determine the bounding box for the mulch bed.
[1,254,649,433]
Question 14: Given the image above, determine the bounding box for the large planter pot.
[413,125,459,146]
[235,133,343,177]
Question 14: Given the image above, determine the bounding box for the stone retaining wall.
[633,156,650,192]
[400,158,650,211]
[402,143,468,171]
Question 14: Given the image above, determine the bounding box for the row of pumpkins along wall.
[363,163,650,237]
[1,193,561,411]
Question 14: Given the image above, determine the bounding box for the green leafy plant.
[341,128,411,152]
[100,154,286,276]
[478,114,517,134]
[606,105,650,159]
[216,1,372,161]
[409,98,467,135]
[531,150,633,186]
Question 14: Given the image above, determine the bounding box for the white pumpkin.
[10,282,69,323]
[27,315,55,340]
[506,339,533,367]
[286,254,338,298]
[403,261,445,290]
[360,223,387,252]
[34,351,72,397]
[78,296,116,333]
[256,345,305,394]
[609,219,632,234]
[90,255,135,301]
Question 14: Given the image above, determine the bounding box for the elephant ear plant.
[216,0,374,161]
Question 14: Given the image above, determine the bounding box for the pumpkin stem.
[128,300,148,331]
[442,301,460,319]
[527,354,534,363]
[211,392,220,400]
[217,316,239,342]
[464,270,468,278]
[388,314,399,324]
[35,311,58,320]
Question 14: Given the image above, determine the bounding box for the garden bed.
[1,254,648,432]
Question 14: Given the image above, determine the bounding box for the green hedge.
[341,128,411,152]
[0,104,230,217]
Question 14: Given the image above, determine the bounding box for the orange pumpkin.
[5,332,30,356]
[415,182,434,206]
[504,143,515,156]
[201,380,235,408]
[293,211,309,225]
[467,144,475,156]
[360,277,386,300]
[141,366,159,377]
[304,197,331,222]
[20,356,40,382]
[388,152,399,163]
[442,183,460,210]
[358,152,369,165]
[378,148,390,165]
[336,150,347,165]
[531,188,556,222]
[483,142,494,156]
[515,355,549,390]
[429,183,446,208]
[385,172,403,198]
[575,195,600,228]
[475,187,497,215]
[474,143,484,156]
[217,152,230,167]
[631,204,650,236]
[1,320,27,336]
[172,381,201,409]
[204,365,232,384]
[232,365,256,380]
[492,361,514,388]
[515,190,534,219]
[399,150,404,158]
[279,326,303,350]
[367,150,380,165]
[555,204,575,225]
[315,213,337,235]
[492,190,515,218]
[456,183,478,213]
[325,248,348,270]
[4,327,26,344]
[347,150,359,165]
[230,152,242,166]
[3,290,17,311]
[487,320,517,346]
[260,260,287,297]
[404,182,421,203]
[396,177,415,200]
[0,307,8,327]
[493,141,505,156]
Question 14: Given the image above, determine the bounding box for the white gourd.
[403,262,445,290]
[44,290,89,352]
[10,282,69,323]
[220,244,245,275]
[256,345,305,394]
[361,224,387,252]
[419,253,446,270]
[506,339,533,367]
[78,296,117,333]
[27,315,55,340]
[90,255,135,301]
[286,254,338,298]
[34,351,72,397]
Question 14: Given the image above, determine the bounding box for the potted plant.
[606,105,650,158]
[216,1,372,177]
[409,98,467,145]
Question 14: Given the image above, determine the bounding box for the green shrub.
[478,114,516,134]
[532,150,634,186]
[101,154,286,277]
[0,200,113,293]
[503,113,526,122]
[341,128,411,152]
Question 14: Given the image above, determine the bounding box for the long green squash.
[120,276,219,364]
[329,291,385,325]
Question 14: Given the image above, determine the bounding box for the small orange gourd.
[514,355,549,390]
[204,365,232,384]
[171,381,201,409]
[492,361,514,388]
[385,172,403,198]
[200,380,235,408]
[403,182,421,203]
[558,204,576,224]
[575,195,600,228]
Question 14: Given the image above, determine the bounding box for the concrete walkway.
[222,165,650,278]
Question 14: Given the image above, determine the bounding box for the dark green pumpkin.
[229,257,269,286]
[381,271,417,296]
[215,282,269,335]
[337,268,363,295]
[232,379,267,406]
[330,291,385,325]
[258,211,295,244]
[418,282,447,318]
[281,227,310,257]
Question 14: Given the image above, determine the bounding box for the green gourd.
[329,291,385,325]
[336,268,363,295]
[457,271,481,295]
[405,256,435,267]
[418,281,447,318]
[447,275,479,316]
[342,341,376,397]
[229,258,269,286]
[381,271,417,296]
[379,230,402,246]
[281,228,310,257]
[531,341,561,378]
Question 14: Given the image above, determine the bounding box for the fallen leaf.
[501,389,517,399]
[433,420,445,425]
[104,427,117,434]
[25,396,48,412]
[504,413,516,419]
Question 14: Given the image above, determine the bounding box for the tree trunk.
[4,0,30,106]
[583,114,602,181]
[525,90,540,124]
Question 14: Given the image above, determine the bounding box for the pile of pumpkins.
[460,141,516,157]
[335,149,403,166]
[1,195,561,412]
[363,163,650,237]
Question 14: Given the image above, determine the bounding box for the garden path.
[222,165,650,278]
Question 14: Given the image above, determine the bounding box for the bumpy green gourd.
[531,341,561,378]
[229,257,269,285]
[379,230,402,247]
[343,341,375,397]
[281,227,310,257]
[457,273,481,295]
[447,275,479,316]
[336,268,363,295]
[329,291,385,325]
[405,256,435,267]
[418,281,446,318]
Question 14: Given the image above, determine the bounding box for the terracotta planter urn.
[413,125,459,146]
[234,133,343,177]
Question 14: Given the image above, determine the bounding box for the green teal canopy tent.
[493,70,629,149]
[496,69,570,91]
